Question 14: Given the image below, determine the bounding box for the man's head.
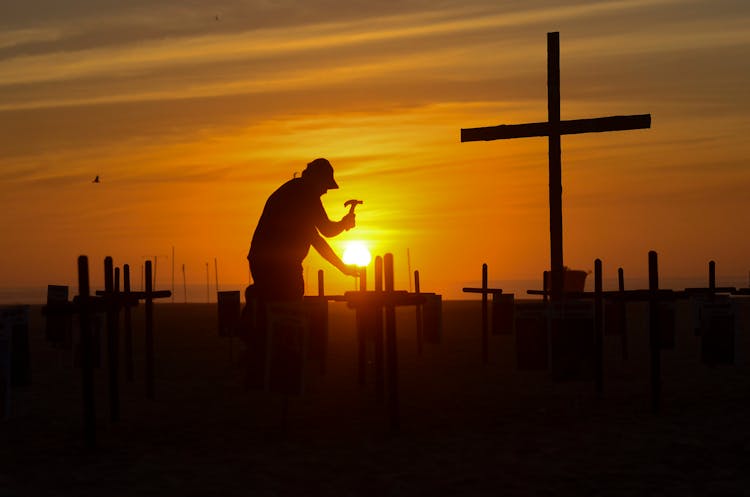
[302,158,339,193]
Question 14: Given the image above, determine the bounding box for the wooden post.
[359,266,367,292]
[648,251,660,414]
[77,256,96,448]
[317,269,328,374]
[374,256,385,402]
[145,260,155,400]
[542,271,549,303]
[594,259,603,398]
[104,257,120,423]
[708,260,716,292]
[619,267,628,360]
[414,270,423,355]
[123,264,134,382]
[482,263,489,364]
[384,253,399,433]
[355,266,366,386]
[547,32,563,302]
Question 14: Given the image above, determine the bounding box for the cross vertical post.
[547,32,563,300]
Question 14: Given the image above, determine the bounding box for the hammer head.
[344,199,363,213]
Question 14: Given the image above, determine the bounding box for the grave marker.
[461,32,651,300]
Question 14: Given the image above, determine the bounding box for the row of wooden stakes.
[42,256,171,449]
[464,251,747,414]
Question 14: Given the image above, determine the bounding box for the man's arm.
[314,200,355,238]
[311,233,359,276]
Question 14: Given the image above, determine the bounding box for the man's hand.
[342,212,356,231]
[341,264,360,277]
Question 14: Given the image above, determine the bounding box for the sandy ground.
[2,299,750,496]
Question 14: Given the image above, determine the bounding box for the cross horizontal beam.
[461,114,651,142]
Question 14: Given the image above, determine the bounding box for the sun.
[342,241,372,267]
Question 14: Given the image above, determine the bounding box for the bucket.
[545,269,588,292]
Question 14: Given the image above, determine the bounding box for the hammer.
[344,199,363,230]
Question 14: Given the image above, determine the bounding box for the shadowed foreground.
[3,301,750,496]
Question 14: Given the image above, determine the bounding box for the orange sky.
[2,0,750,300]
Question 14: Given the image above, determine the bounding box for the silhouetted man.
[247,158,359,302]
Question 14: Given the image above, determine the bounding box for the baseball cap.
[305,158,339,189]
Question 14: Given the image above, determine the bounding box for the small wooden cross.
[461,32,651,300]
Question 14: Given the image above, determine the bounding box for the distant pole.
[214,257,220,293]
[708,260,716,291]
[171,246,175,304]
[407,249,412,292]
[182,264,187,303]
[205,262,210,303]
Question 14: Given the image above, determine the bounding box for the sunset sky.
[2,0,749,300]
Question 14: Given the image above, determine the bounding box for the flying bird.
[93,175,100,183]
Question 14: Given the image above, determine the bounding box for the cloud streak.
[2,0,711,110]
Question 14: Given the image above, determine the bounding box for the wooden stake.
[594,259,603,398]
[374,256,384,402]
[384,253,399,433]
[171,246,175,304]
[359,266,367,292]
[648,251,661,414]
[77,256,96,448]
[123,264,134,382]
[104,257,120,423]
[618,267,628,360]
[414,270,422,355]
[482,263,488,364]
[145,261,155,400]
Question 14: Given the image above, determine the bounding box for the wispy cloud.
[1,0,705,112]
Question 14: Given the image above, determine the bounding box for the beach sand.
[2,300,750,496]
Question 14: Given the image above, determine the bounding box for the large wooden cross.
[461,32,651,301]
